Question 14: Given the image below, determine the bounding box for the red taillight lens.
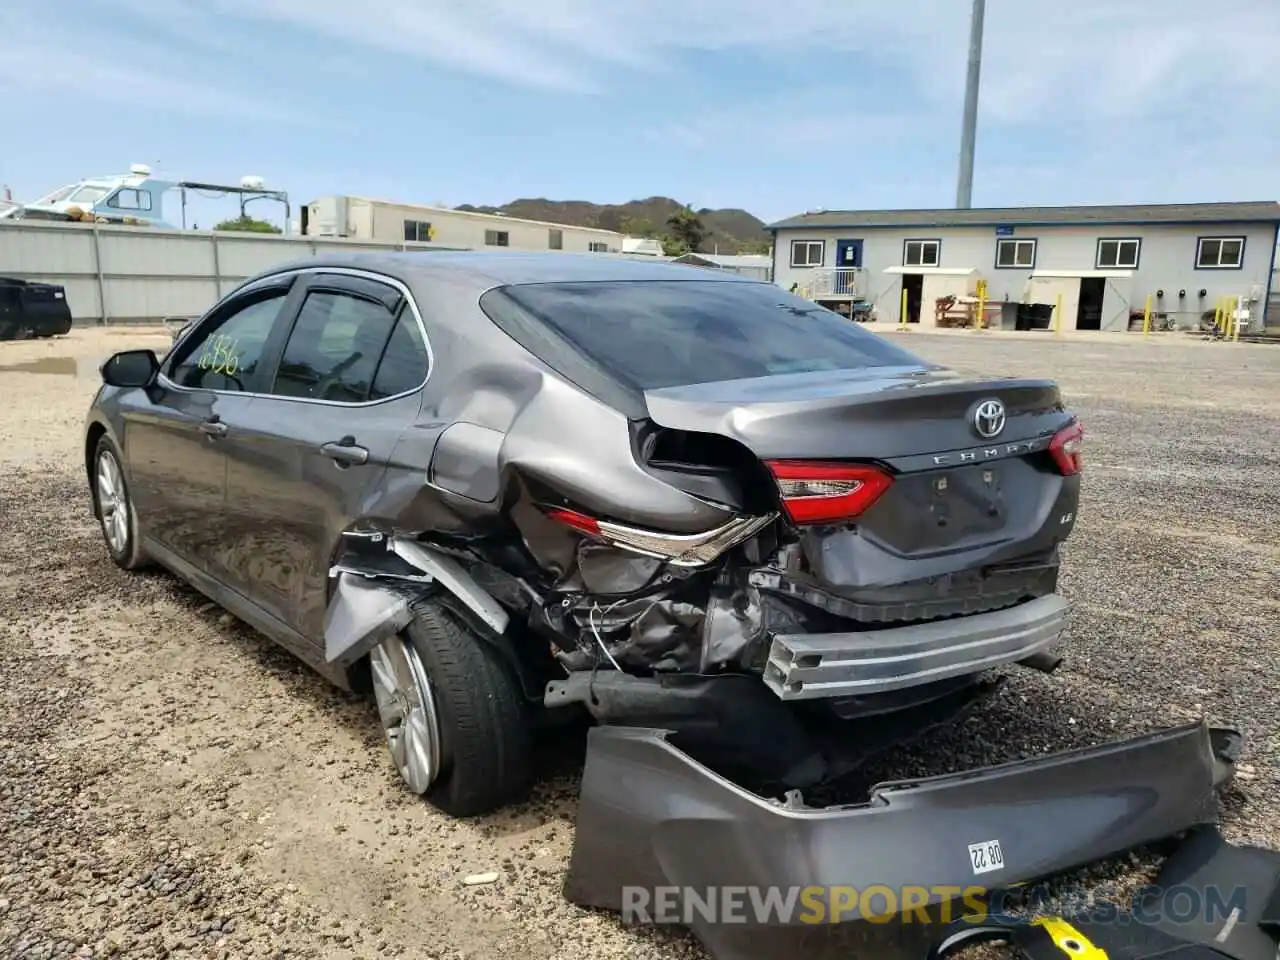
[544,508,601,536]
[1049,421,1084,476]
[763,461,893,525]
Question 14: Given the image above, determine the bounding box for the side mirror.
[101,349,159,388]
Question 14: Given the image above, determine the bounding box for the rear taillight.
[763,461,893,525]
[1048,421,1084,476]
[542,508,775,567]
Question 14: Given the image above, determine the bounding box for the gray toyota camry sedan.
[84,251,1084,816]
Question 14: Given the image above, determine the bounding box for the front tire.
[370,598,533,817]
[93,436,148,570]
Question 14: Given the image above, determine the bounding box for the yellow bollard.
[900,287,909,330]
[976,280,986,331]
[1215,299,1224,336]
[1054,293,1062,335]
[1142,294,1152,337]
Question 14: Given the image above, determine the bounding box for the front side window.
[485,230,510,247]
[271,289,400,403]
[106,189,152,211]
[1196,236,1244,269]
[995,238,1036,268]
[790,240,824,268]
[903,239,940,267]
[479,280,927,393]
[1096,238,1140,269]
[168,291,289,392]
[66,186,109,205]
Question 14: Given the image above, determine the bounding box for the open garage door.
[1028,270,1134,332]
[1101,276,1133,331]
[1024,276,1078,330]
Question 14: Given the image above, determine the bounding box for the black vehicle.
[0,277,74,340]
[84,251,1085,817]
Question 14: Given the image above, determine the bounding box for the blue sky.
[2,0,1277,228]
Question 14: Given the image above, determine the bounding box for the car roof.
[254,250,758,290]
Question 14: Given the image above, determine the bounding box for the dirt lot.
[1,326,1278,960]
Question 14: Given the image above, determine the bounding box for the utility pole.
[955,0,986,209]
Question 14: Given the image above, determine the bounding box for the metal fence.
[0,219,466,325]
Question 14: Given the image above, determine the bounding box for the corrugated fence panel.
[102,277,220,322]
[0,221,98,276]
[0,220,470,323]
[214,234,318,280]
[99,231,217,278]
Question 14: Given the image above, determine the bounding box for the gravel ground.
[1,326,1277,959]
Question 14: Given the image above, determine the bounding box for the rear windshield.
[480,280,924,392]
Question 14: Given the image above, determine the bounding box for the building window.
[903,239,940,267]
[1096,238,1140,269]
[549,229,563,250]
[587,241,609,253]
[995,238,1037,268]
[790,240,824,268]
[485,230,510,247]
[403,219,433,242]
[1195,236,1244,269]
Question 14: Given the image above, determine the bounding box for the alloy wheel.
[369,635,443,794]
[96,450,130,556]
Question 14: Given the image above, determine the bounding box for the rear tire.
[371,598,533,817]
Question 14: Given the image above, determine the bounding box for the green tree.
[665,206,706,252]
[619,216,656,238]
[660,235,690,257]
[213,215,282,234]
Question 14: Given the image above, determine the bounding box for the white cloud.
[0,0,313,123]
[11,0,1277,123]
[2,0,1275,208]
[0,45,291,123]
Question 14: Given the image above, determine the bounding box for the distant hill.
[453,196,772,255]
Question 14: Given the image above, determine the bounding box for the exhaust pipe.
[1019,651,1063,674]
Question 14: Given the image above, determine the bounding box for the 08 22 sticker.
[968,839,1004,875]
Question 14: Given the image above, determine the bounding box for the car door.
[221,270,432,642]
[124,276,301,572]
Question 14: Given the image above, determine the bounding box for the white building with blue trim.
[767,201,1280,332]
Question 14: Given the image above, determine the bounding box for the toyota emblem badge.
[973,399,1006,439]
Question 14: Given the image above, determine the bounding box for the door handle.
[199,416,228,439]
[320,437,369,466]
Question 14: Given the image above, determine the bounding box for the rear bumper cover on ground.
[565,720,1240,960]
[764,593,1071,700]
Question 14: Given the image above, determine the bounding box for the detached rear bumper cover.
[565,721,1240,960]
[764,593,1071,700]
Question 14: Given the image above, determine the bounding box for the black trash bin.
[0,277,74,340]
[1014,302,1054,331]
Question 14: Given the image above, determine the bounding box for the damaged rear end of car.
[322,271,1089,794]
[481,278,1084,775]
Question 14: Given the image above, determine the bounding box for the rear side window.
[370,311,430,400]
[272,290,398,403]
[480,280,925,392]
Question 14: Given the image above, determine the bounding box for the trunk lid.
[643,366,1068,462]
[643,366,1080,571]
